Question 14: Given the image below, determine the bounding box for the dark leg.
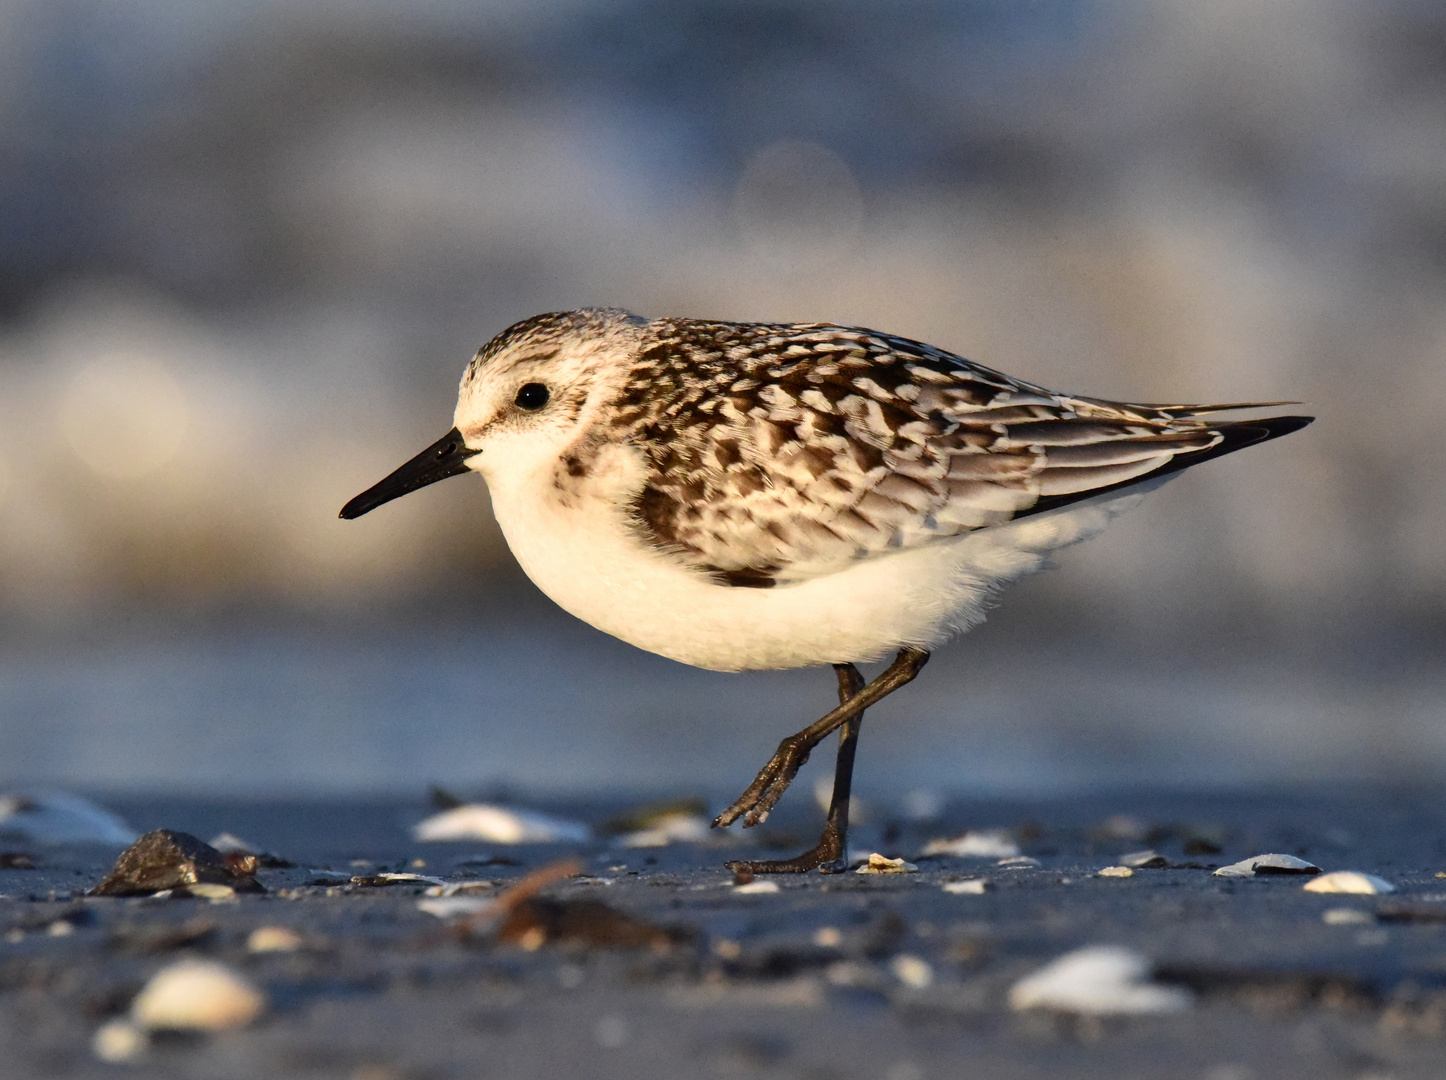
[716,648,930,872]
[724,662,866,875]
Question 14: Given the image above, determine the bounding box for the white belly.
[486,462,1152,672]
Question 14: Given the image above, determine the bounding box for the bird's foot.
[725,822,846,875]
[712,732,814,830]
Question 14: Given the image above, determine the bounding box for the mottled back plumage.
[588,316,1296,588]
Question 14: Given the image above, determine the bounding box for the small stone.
[1009,945,1191,1015]
[734,880,780,894]
[1302,871,1394,895]
[92,830,263,896]
[246,926,305,953]
[1097,866,1134,878]
[890,954,934,989]
[1322,908,1374,925]
[412,804,590,844]
[1120,849,1168,869]
[855,854,918,875]
[942,879,990,895]
[1212,853,1321,878]
[92,1019,146,1062]
[918,830,1019,859]
[130,959,266,1031]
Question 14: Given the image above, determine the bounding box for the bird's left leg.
[723,662,866,874]
[714,647,930,834]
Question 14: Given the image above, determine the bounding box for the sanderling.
[341,308,1312,873]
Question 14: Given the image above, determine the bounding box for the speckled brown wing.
[612,318,1272,588]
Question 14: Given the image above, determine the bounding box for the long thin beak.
[339,427,478,519]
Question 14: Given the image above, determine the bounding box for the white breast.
[480,446,1155,673]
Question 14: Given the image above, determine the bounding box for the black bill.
[339,427,477,519]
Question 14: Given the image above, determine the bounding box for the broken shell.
[417,895,496,919]
[918,830,1020,859]
[1303,871,1394,895]
[130,960,266,1031]
[855,854,918,875]
[412,804,590,845]
[734,880,781,894]
[1008,946,1191,1015]
[620,813,711,848]
[1322,908,1374,925]
[1119,849,1168,869]
[891,954,934,989]
[1213,854,1321,878]
[996,855,1041,868]
[1097,866,1134,878]
[92,1019,146,1062]
[0,791,136,846]
[246,926,305,953]
[942,879,990,895]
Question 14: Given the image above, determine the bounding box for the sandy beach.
[4,787,1446,1079]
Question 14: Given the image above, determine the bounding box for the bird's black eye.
[514,383,550,411]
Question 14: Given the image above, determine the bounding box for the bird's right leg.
[713,647,930,831]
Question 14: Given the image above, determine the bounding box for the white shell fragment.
[918,829,1020,859]
[1322,907,1375,925]
[413,804,591,845]
[997,855,1041,868]
[417,895,497,919]
[246,926,305,953]
[1008,946,1192,1015]
[1303,871,1395,895]
[1213,854,1321,878]
[130,960,266,1031]
[733,880,780,894]
[855,854,918,874]
[1120,849,1168,869]
[92,1020,147,1063]
[1097,866,1134,878]
[620,813,711,848]
[891,954,934,989]
[942,879,990,894]
[0,791,137,846]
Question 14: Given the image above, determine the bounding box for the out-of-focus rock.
[1009,946,1192,1015]
[1322,907,1374,925]
[0,791,136,846]
[130,959,266,1030]
[1097,866,1134,878]
[246,926,305,953]
[1120,849,1169,868]
[413,804,590,844]
[620,812,711,848]
[733,880,780,894]
[92,1019,146,1062]
[92,830,264,896]
[1213,854,1321,878]
[1303,871,1395,895]
[918,829,1020,859]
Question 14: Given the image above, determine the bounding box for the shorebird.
[341,309,1311,873]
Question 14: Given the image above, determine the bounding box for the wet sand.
[5,787,1446,1079]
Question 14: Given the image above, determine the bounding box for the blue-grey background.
[0,0,1442,798]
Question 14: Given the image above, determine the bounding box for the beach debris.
[92,830,264,897]
[1322,908,1374,925]
[734,880,780,894]
[92,1019,148,1063]
[413,803,590,845]
[246,926,305,953]
[1302,871,1394,895]
[997,855,1041,868]
[417,895,496,919]
[0,791,136,846]
[0,852,36,868]
[1119,849,1169,869]
[130,958,266,1030]
[1097,866,1134,878]
[1009,946,1192,1015]
[891,954,934,989]
[619,812,711,848]
[918,829,1019,859]
[942,878,990,894]
[813,926,842,947]
[856,854,918,874]
[207,832,294,868]
[1213,854,1321,878]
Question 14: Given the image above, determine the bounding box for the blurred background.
[1,0,1443,800]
